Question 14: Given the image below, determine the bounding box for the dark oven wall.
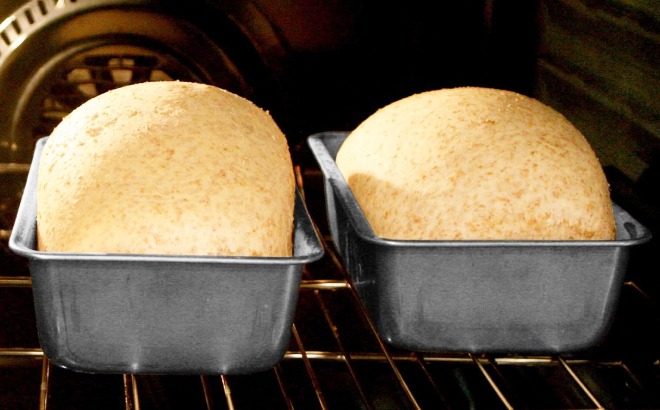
[1,0,658,282]
[531,0,660,299]
[0,0,538,159]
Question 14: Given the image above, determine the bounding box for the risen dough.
[38,81,295,256]
[336,87,616,240]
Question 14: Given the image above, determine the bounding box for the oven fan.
[27,44,203,141]
[0,0,280,164]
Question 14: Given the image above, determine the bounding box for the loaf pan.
[10,137,324,375]
[308,131,652,354]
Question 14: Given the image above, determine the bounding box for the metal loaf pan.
[10,137,324,375]
[309,131,652,354]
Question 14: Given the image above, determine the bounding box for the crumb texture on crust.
[38,81,295,256]
[335,87,616,240]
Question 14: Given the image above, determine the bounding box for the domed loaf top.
[37,81,295,256]
[336,87,616,240]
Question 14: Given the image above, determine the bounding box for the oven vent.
[41,52,175,125]
[31,44,194,139]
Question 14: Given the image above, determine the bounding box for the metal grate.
[42,53,174,122]
[32,45,190,140]
[1,168,660,409]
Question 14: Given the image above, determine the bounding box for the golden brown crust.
[37,81,295,256]
[336,87,616,240]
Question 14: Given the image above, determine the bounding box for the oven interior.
[1,0,660,408]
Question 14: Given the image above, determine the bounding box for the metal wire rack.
[1,167,660,410]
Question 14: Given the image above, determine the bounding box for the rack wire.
[1,168,659,410]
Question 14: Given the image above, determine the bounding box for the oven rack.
[1,168,659,409]
[2,274,660,409]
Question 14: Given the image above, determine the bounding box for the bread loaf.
[37,81,295,256]
[335,87,616,240]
